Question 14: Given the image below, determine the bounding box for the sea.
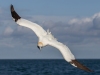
[0,59,99,75]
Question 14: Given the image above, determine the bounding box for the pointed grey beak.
[37,46,41,50]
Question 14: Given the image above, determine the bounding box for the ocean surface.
[0,59,99,75]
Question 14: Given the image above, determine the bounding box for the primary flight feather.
[10,5,92,72]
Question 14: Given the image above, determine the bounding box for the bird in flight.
[10,4,92,72]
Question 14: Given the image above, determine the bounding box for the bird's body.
[17,18,75,62]
[10,5,92,72]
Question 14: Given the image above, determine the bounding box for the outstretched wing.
[10,5,47,38]
[48,40,92,72]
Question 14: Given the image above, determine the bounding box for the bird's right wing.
[10,5,47,38]
[48,40,75,62]
[48,40,92,72]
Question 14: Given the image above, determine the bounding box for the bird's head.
[37,42,43,50]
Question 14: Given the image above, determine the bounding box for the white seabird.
[10,5,92,72]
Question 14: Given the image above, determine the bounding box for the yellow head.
[37,42,43,50]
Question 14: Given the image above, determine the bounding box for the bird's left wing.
[48,40,92,72]
[10,5,47,38]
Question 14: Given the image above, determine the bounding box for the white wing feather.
[48,40,75,62]
[16,18,47,38]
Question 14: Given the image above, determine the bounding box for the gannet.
[10,5,92,72]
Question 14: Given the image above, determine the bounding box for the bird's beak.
[37,46,41,50]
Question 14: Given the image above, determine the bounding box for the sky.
[0,0,100,59]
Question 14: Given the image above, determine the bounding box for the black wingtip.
[10,4,21,22]
[10,4,14,12]
[70,60,93,72]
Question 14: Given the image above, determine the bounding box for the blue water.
[0,59,99,75]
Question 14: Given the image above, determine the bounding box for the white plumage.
[10,5,92,72]
[17,18,47,37]
[17,18,75,62]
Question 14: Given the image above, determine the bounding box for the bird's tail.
[10,4,21,22]
[70,60,93,72]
